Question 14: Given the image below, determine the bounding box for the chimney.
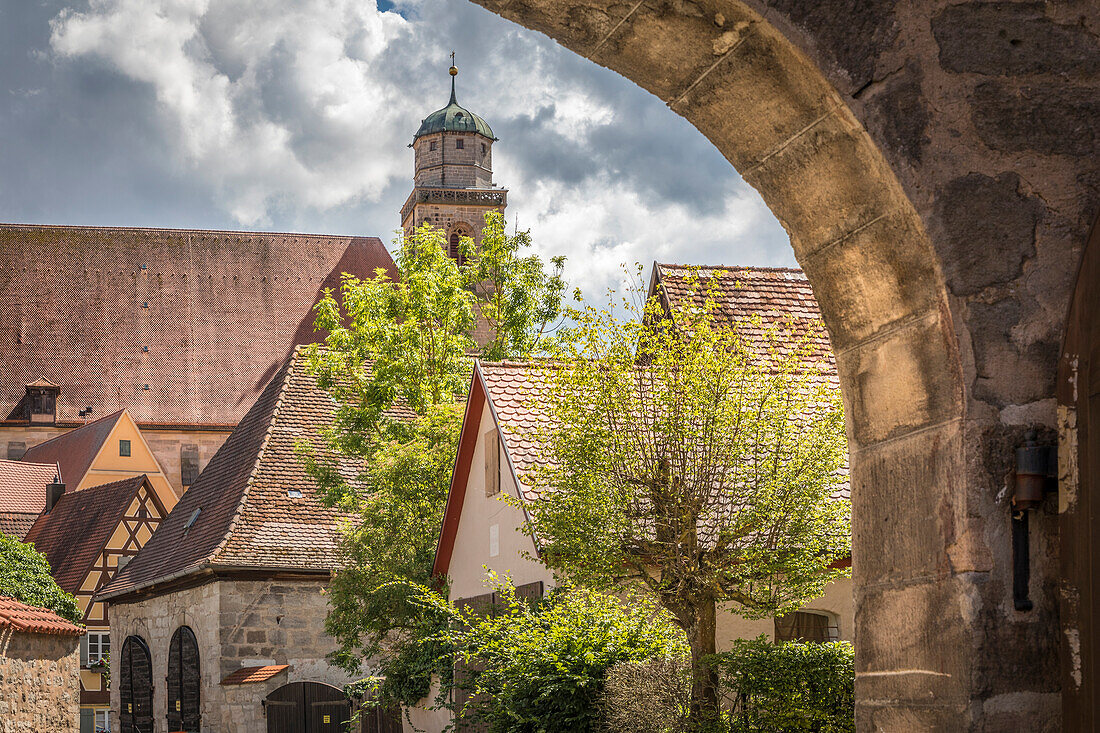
[45,480,65,513]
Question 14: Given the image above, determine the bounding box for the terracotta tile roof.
[24,475,152,593]
[97,348,395,600]
[0,458,60,514]
[21,411,124,490]
[651,264,836,369]
[0,512,39,539]
[0,596,84,636]
[220,664,289,685]
[0,223,395,427]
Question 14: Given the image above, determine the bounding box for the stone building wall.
[413,132,494,188]
[0,628,81,733]
[109,577,359,733]
[405,203,506,245]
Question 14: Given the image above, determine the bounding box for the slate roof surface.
[0,458,60,514]
[24,475,151,594]
[0,223,395,427]
[651,264,835,368]
[0,596,84,635]
[97,347,388,600]
[221,664,289,685]
[21,410,124,489]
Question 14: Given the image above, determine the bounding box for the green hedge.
[710,637,854,733]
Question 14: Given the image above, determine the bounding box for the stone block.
[670,17,837,172]
[474,0,638,54]
[801,206,940,352]
[851,419,962,585]
[835,309,962,447]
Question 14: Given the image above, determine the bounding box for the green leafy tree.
[302,214,565,705]
[527,270,850,723]
[416,577,688,733]
[0,533,82,624]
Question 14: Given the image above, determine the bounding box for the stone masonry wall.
[414,132,494,188]
[110,577,359,733]
[0,628,81,733]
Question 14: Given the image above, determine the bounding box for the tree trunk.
[685,596,720,725]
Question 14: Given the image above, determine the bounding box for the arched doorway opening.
[265,681,351,733]
[1059,214,1100,728]
[118,635,153,733]
[166,626,200,732]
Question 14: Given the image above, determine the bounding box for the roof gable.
[97,347,374,600]
[0,223,395,427]
[0,459,59,515]
[21,410,125,489]
[23,475,152,593]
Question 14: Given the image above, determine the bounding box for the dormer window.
[24,379,59,424]
[456,138,464,149]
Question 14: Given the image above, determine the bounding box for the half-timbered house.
[24,474,170,730]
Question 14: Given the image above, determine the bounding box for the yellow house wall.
[75,412,179,512]
[0,423,230,497]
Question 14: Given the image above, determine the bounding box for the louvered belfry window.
[167,626,201,733]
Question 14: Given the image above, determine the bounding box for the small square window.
[119,439,131,457]
[429,140,437,151]
[456,138,465,149]
[481,143,487,155]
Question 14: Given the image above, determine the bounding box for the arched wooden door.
[1060,214,1100,729]
[265,681,351,733]
[118,635,153,733]
[166,626,200,732]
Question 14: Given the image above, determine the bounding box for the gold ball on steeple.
[449,65,458,76]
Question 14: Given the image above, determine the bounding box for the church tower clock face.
[400,59,507,259]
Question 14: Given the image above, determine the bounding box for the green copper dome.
[414,80,496,141]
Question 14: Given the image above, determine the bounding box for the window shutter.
[80,633,89,667]
[485,430,500,497]
[79,708,94,733]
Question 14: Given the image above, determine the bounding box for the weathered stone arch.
[468,0,1100,729]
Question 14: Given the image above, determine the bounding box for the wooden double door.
[118,636,153,733]
[266,682,352,733]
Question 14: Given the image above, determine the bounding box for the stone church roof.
[24,475,155,594]
[0,223,395,427]
[96,347,385,601]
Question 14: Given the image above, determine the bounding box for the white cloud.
[47,0,792,293]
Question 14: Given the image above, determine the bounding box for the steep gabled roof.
[649,263,835,369]
[24,475,154,594]
[21,410,125,489]
[0,223,395,427]
[97,347,376,600]
[0,458,60,515]
[0,512,40,539]
[0,596,84,636]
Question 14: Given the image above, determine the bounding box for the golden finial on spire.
[449,51,458,77]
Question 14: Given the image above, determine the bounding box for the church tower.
[401,60,506,260]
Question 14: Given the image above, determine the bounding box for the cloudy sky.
[0,0,793,296]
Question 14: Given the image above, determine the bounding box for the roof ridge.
[0,221,384,242]
[657,263,806,276]
[207,350,297,566]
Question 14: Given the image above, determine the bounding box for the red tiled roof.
[650,263,836,369]
[0,458,60,514]
[0,223,395,427]
[21,411,124,490]
[97,348,396,600]
[0,512,40,539]
[24,475,154,594]
[0,596,84,636]
[220,664,289,685]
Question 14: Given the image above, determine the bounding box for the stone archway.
[466,0,1100,729]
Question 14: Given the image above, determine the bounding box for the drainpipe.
[1011,430,1056,612]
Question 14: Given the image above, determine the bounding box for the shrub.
[710,637,854,733]
[0,533,82,623]
[601,656,692,733]
[446,582,688,733]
